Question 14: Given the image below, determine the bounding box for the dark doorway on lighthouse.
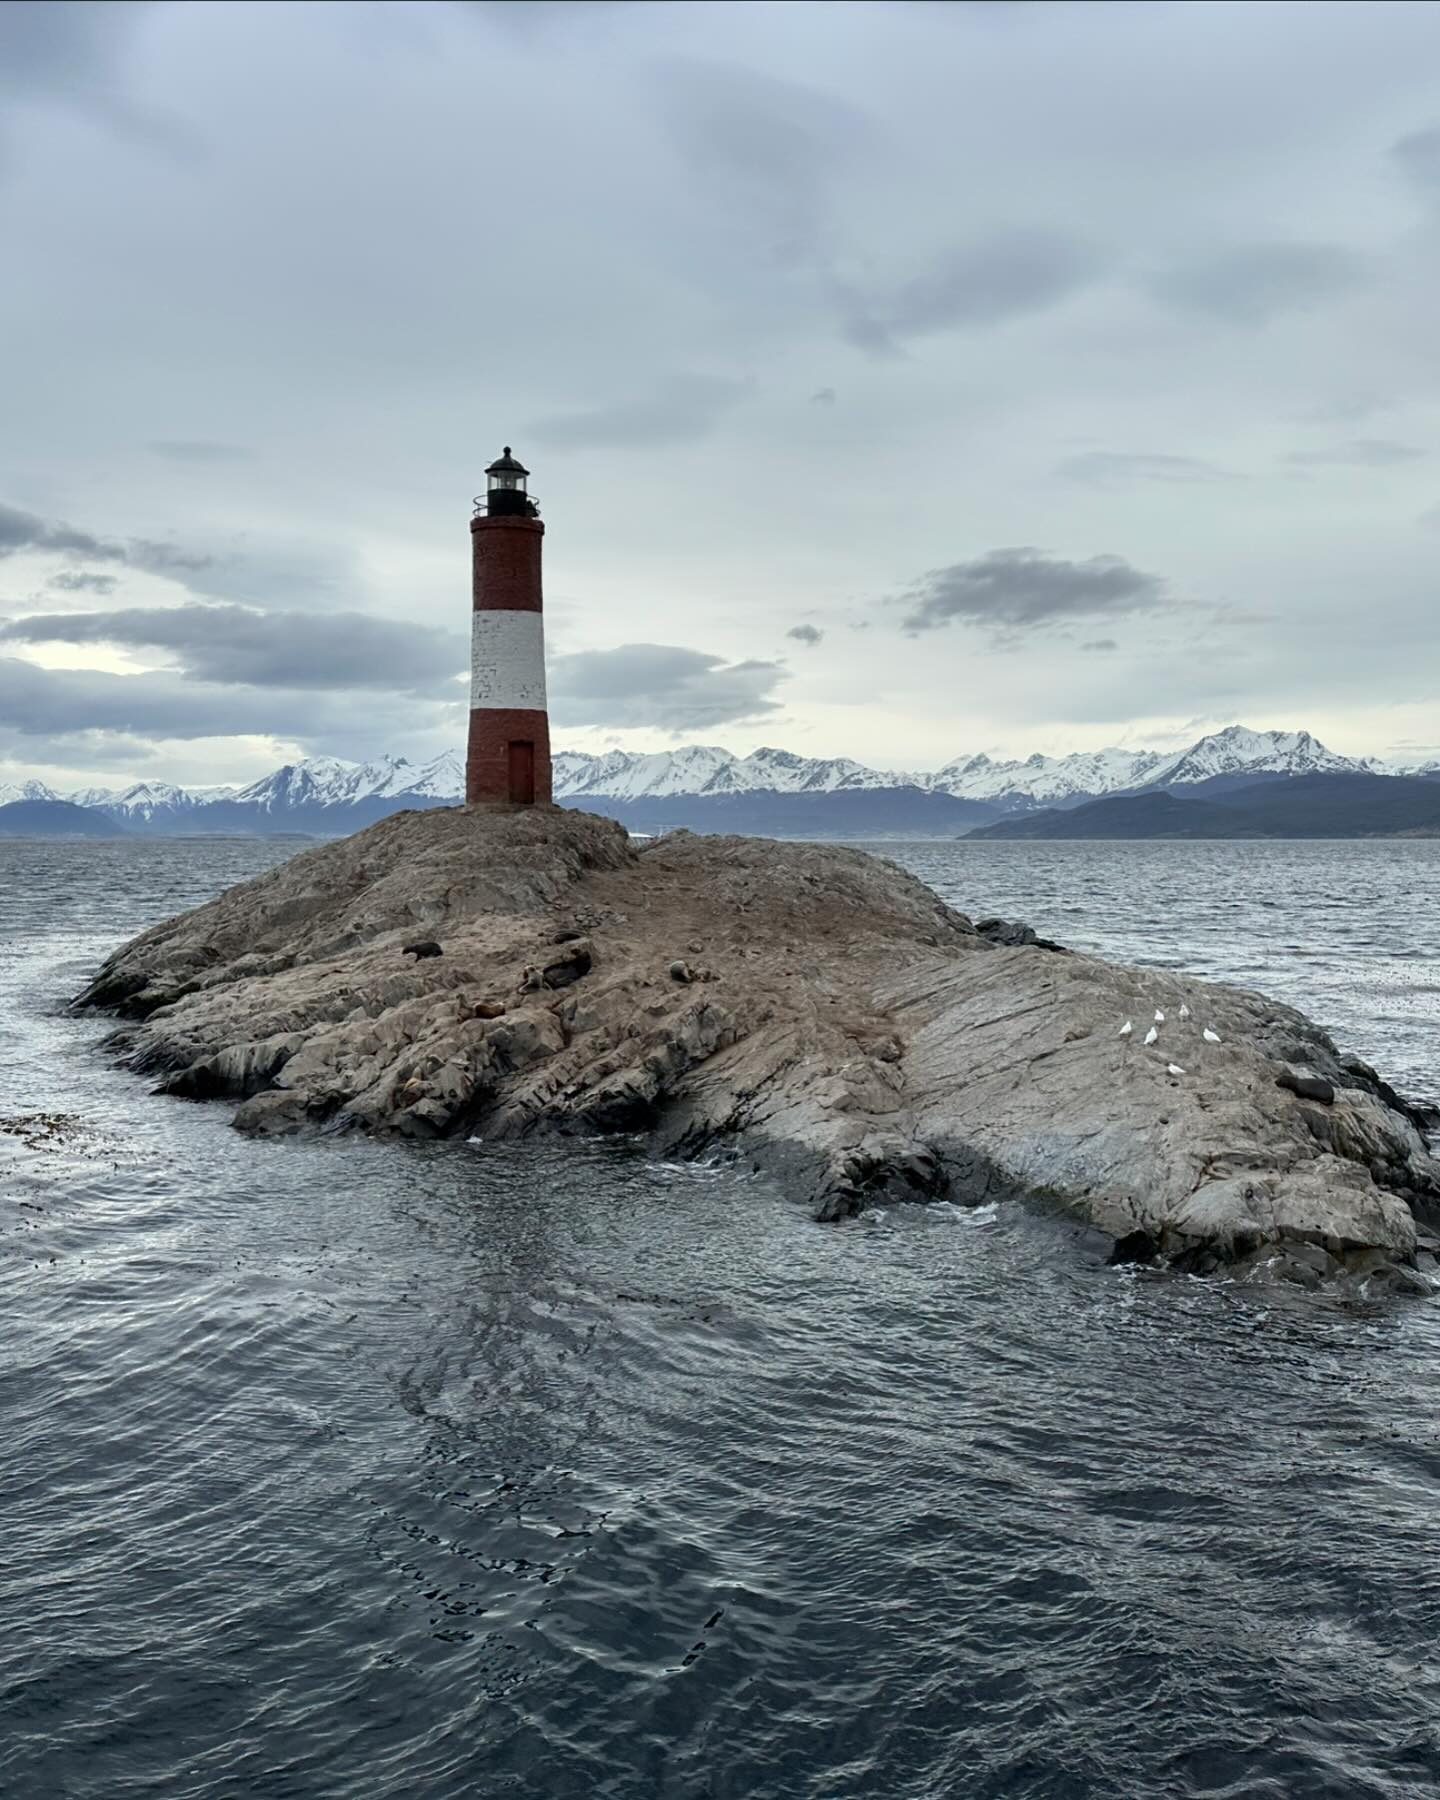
[507,741,536,805]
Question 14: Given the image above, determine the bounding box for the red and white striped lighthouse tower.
[466,447,552,806]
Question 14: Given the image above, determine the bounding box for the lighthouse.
[466,448,552,807]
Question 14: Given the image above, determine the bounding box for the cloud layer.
[549,643,786,729]
[902,550,1166,635]
[0,603,464,692]
[2,0,1439,783]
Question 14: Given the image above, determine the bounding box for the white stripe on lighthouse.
[470,609,547,711]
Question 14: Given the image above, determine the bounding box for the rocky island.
[78,806,1440,1290]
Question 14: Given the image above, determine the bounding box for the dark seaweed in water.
[3,836,1440,1799]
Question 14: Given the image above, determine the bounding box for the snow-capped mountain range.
[550,727,1378,809]
[1,727,1434,836]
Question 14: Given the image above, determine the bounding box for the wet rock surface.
[77,805,1440,1283]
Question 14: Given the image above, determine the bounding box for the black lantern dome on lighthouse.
[479,447,537,518]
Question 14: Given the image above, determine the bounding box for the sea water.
[2,835,1439,1799]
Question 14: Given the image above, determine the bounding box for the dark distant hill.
[557,785,1001,839]
[971,792,1227,840]
[1226,771,1440,835]
[1145,768,1294,801]
[968,773,1440,840]
[0,799,125,838]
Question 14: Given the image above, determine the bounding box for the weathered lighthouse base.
[77,806,1440,1290]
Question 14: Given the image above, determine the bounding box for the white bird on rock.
[1119,1020,1133,1038]
[1144,1024,1159,1046]
[1178,1003,1191,1021]
[1167,1062,1187,1077]
[1203,1027,1221,1044]
[1154,1009,1165,1023]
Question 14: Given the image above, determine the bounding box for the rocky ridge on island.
[77,806,1440,1291]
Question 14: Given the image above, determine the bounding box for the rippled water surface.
[4,835,1440,1799]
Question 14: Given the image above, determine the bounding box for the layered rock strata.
[78,807,1440,1285]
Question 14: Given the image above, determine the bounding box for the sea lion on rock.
[403,940,443,960]
[521,940,593,992]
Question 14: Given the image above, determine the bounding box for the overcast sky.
[3,0,1440,789]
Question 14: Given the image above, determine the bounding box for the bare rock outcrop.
[76,805,1440,1284]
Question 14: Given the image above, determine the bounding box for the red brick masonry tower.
[466,448,552,806]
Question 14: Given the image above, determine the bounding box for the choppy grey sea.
[3,834,1439,1800]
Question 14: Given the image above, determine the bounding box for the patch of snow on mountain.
[739,747,914,793]
[1145,727,1366,788]
[929,747,1164,804]
[0,780,60,806]
[554,746,745,800]
[396,752,463,800]
[230,754,464,810]
[553,745,913,800]
[89,782,202,820]
[230,757,362,810]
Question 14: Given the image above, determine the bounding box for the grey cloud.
[0,498,364,610]
[1288,438,1425,467]
[465,1,634,29]
[549,642,786,729]
[171,540,359,610]
[849,230,1104,354]
[1058,451,1241,485]
[657,60,870,269]
[0,727,184,774]
[0,2,196,159]
[148,440,254,463]
[902,548,1165,634]
[47,570,118,594]
[810,388,836,406]
[0,603,465,694]
[0,2,142,100]
[532,375,750,451]
[786,624,824,646]
[1391,125,1440,189]
[0,654,459,743]
[129,539,215,575]
[658,67,1097,353]
[0,499,126,562]
[1148,243,1367,324]
[0,498,212,576]
[1080,638,1118,653]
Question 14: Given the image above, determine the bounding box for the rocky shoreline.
[77,806,1440,1292]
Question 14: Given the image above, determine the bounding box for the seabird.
[1154,1009,1165,1023]
[1202,1027,1221,1044]
[1144,1025,1159,1046]
[1178,1003,1191,1021]
[1167,1062,1187,1077]
[1119,1020,1133,1038]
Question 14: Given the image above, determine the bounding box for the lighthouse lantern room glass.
[483,447,534,517]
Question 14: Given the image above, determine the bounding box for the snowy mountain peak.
[0,779,60,807]
[553,743,908,800]
[1146,726,1365,788]
[930,745,1164,805]
[99,782,204,821]
[223,751,470,812]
